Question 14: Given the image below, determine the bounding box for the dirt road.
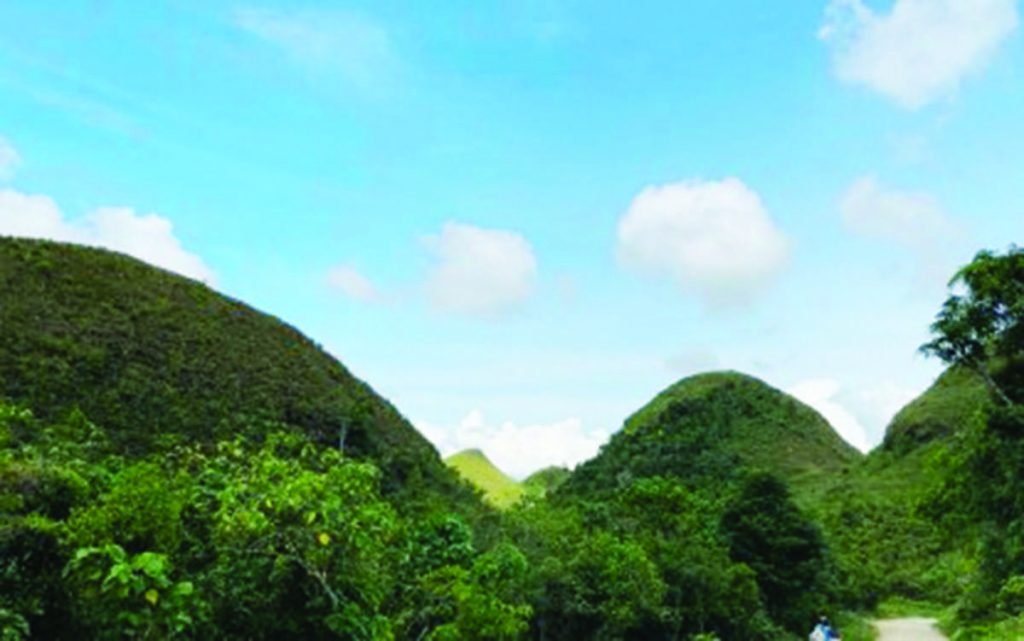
[874,618,946,641]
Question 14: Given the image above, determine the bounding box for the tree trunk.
[977,362,1015,407]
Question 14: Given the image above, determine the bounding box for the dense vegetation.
[0,406,531,640]
[0,238,469,502]
[3,238,1024,639]
[915,247,1024,638]
[810,246,1024,639]
[560,371,860,501]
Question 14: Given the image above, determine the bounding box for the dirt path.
[873,617,946,641]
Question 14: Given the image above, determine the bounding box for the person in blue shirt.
[810,615,840,641]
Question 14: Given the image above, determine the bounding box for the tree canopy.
[922,245,1024,405]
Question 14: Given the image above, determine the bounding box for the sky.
[1,0,1022,478]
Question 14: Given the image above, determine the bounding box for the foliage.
[0,403,531,640]
[922,245,1024,405]
[64,544,197,639]
[918,247,1024,635]
[425,543,533,640]
[720,473,827,633]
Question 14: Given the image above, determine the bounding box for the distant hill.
[882,367,991,454]
[445,449,525,508]
[0,238,475,503]
[560,371,861,498]
[523,466,570,499]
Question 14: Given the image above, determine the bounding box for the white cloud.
[234,7,395,86]
[840,176,962,284]
[424,222,538,317]
[846,381,921,442]
[819,0,1019,109]
[0,189,215,284]
[419,409,610,479]
[841,176,955,248]
[788,378,871,453]
[0,137,20,180]
[327,264,379,302]
[616,178,790,306]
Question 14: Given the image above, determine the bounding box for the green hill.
[560,371,861,499]
[811,367,997,607]
[523,466,570,499]
[882,367,991,454]
[445,449,525,508]
[0,237,473,502]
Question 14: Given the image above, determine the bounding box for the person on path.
[810,616,840,641]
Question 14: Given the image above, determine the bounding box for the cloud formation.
[327,264,380,302]
[235,7,395,86]
[616,178,790,306]
[841,176,955,246]
[819,0,1019,109]
[0,189,215,284]
[840,176,962,283]
[787,378,871,452]
[424,222,538,317]
[0,137,19,180]
[419,409,609,479]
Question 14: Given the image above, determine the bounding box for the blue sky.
[1,0,1022,477]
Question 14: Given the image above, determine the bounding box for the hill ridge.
[561,370,860,498]
[0,237,472,503]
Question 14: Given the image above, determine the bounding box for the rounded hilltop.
[0,237,470,501]
[561,370,861,499]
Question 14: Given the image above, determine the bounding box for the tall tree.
[720,472,826,633]
[922,246,1024,406]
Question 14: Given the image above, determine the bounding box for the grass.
[445,449,525,509]
[875,597,948,619]
[835,611,879,641]
[947,617,1024,641]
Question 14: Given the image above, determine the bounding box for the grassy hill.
[0,237,475,502]
[810,367,997,607]
[445,449,525,508]
[882,367,991,455]
[444,451,570,508]
[523,466,570,499]
[560,371,861,499]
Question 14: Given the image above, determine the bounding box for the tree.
[720,472,827,633]
[922,246,1024,406]
[916,248,1024,626]
[425,543,533,641]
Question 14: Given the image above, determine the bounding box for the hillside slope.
[523,466,570,499]
[445,449,525,508]
[560,371,861,498]
[811,367,997,606]
[882,367,991,455]
[0,238,471,500]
